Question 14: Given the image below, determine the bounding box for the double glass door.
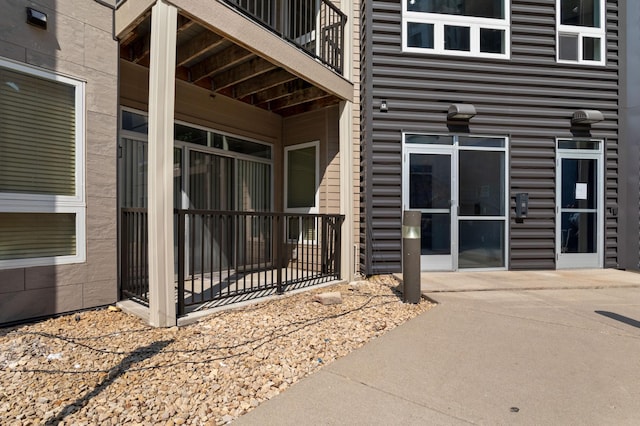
[403,135,508,271]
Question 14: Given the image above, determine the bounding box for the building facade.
[1,0,361,326]
[0,0,119,324]
[360,1,637,274]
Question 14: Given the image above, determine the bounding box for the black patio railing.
[120,208,344,315]
[120,208,149,305]
[223,0,346,74]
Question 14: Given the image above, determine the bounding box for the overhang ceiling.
[119,12,342,117]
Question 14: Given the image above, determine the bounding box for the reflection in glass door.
[556,140,603,268]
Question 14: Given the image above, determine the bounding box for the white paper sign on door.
[575,183,588,200]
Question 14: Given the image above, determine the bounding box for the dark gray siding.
[618,1,640,271]
[361,0,619,274]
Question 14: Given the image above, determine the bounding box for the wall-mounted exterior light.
[380,100,388,113]
[448,103,476,120]
[571,109,604,125]
[26,7,47,30]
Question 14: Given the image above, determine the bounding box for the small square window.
[583,37,601,61]
[558,33,579,61]
[444,25,470,51]
[480,28,505,54]
[407,22,434,48]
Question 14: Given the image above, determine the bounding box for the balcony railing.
[224,0,346,74]
[120,209,344,315]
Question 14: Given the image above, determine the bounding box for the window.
[0,59,85,268]
[403,0,510,59]
[285,142,319,242]
[556,0,605,65]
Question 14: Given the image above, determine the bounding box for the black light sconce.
[447,103,476,120]
[26,7,47,30]
[379,100,388,113]
[571,109,604,125]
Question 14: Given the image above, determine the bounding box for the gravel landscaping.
[0,275,433,425]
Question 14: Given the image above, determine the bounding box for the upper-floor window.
[402,0,510,59]
[556,0,605,65]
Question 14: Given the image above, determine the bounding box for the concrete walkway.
[236,269,640,425]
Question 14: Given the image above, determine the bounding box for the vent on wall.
[571,109,604,124]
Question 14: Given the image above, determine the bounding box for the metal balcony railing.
[120,209,344,315]
[224,0,346,74]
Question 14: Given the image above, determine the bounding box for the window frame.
[556,0,606,65]
[0,58,86,269]
[284,141,320,244]
[284,141,320,214]
[402,0,511,59]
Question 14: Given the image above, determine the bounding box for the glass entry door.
[403,134,508,271]
[407,151,454,271]
[457,148,506,269]
[556,141,603,268]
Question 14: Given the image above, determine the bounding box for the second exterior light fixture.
[448,103,476,120]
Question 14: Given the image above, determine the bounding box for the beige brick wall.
[0,1,119,324]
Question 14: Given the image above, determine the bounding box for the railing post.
[120,209,128,299]
[334,216,343,279]
[276,214,284,294]
[321,216,329,274]
[177,210,185,316]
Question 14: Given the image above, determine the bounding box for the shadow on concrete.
[44,339,173,425]
[595,310,640,329]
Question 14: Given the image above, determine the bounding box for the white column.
[339,0,355,282]
[147,0,177,327]
[339,101,354,282]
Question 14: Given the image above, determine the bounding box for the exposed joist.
[233,69,297,99]
[189,44,253,82]
[269,87,329,111]
[128,33,151,63]
[279,95,340,117]
[251,79,308,105]
[176,30,224,67]
[212,57,277,91]
[177,15,196,33]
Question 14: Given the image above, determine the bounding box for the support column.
[147,0,177,327]
[338,1,355,282]
[339,101,354,282]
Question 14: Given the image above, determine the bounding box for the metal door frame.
[402,144,456,271]
[402,133,509,271]
[555,139,605,269]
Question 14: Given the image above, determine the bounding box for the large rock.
[313,292,343,305]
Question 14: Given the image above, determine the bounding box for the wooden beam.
[212,57,277,91]
[176,30,224,67]
[233,69,297,99]
[177,14,196,33]
[130,33,151,64]
[251,79,308,105]
[190,44,253,82]
[269,87,329,111]
[279,95,340,117]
